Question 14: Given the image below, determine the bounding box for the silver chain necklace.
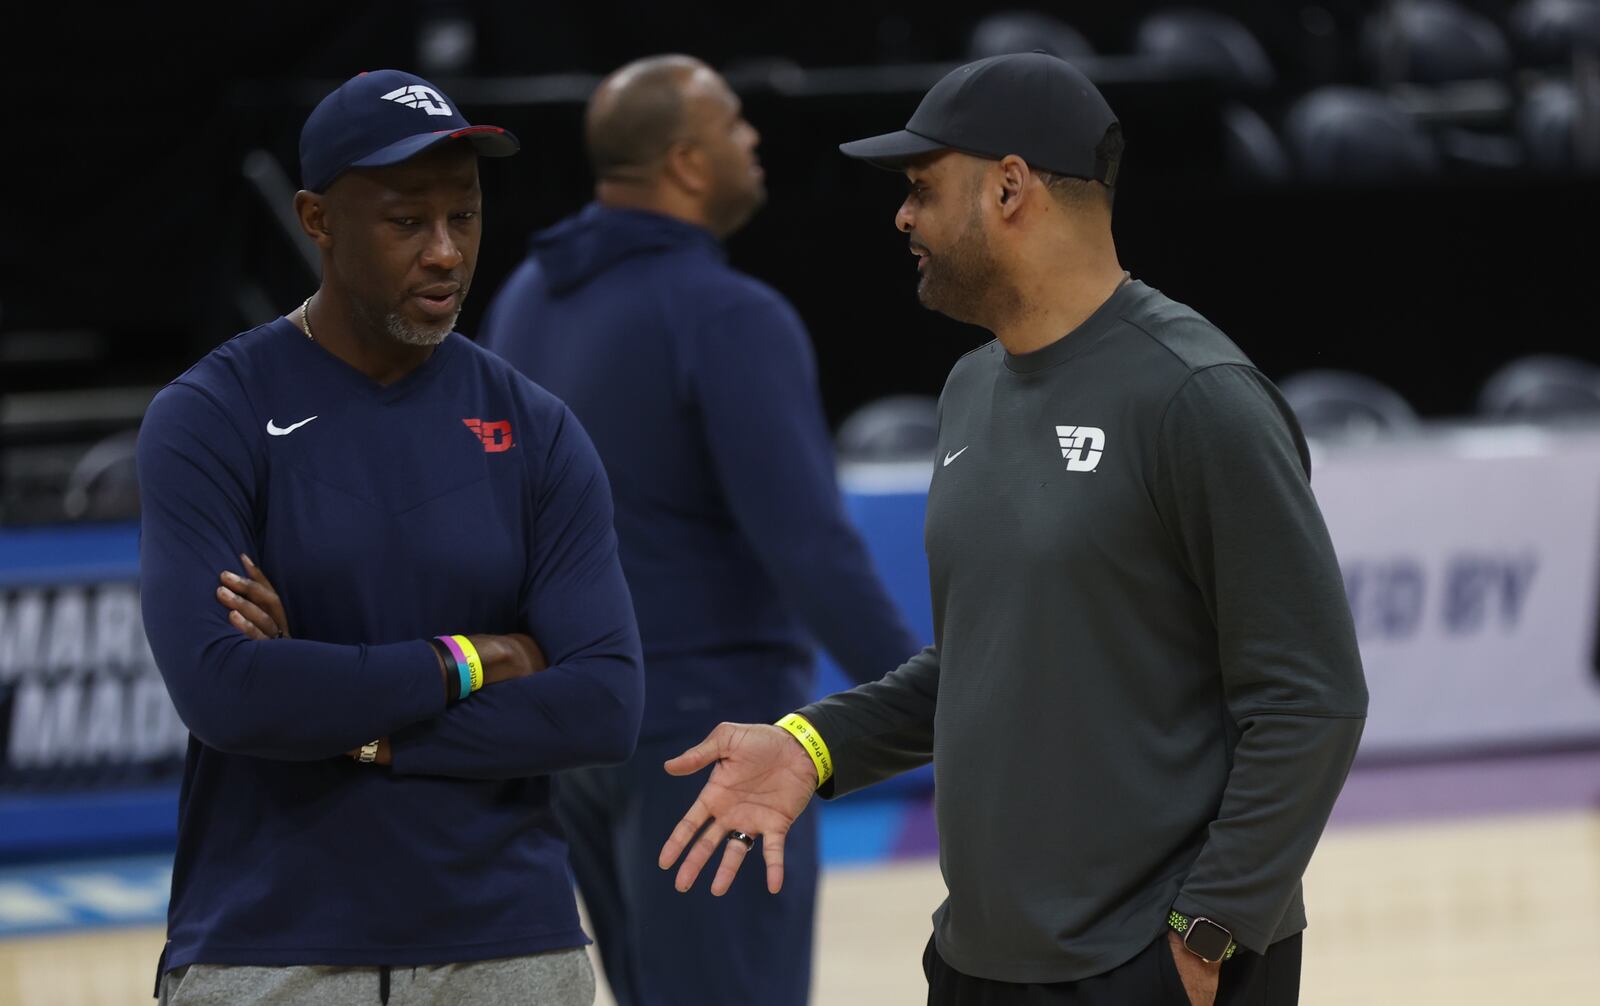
[298,297,315,341]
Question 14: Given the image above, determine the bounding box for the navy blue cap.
[299,69,520,193]
[840,53,1119,184]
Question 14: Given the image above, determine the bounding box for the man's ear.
[663,141,710,197]
[294,190,335,250]
[997,156,1028,219]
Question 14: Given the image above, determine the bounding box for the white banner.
[1312,425,1600,756]
[841,423,1600,758]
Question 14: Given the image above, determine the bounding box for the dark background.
[8,0,1592,434]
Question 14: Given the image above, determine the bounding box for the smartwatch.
[1167,910,1236,963]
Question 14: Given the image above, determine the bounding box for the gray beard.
[384,310,457,347]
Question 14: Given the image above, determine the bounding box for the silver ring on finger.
[726,830,755,849]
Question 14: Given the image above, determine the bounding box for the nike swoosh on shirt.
[943,446,969,466]
[266,416,319,436]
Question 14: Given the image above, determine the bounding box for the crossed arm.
[213,555,546,764]
[138,382,643,776]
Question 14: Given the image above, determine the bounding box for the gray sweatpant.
[159,948,594,1006]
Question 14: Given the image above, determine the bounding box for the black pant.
[923,931,1302,1006]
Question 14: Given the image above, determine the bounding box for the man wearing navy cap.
[660,53,1368,1005]
[138,69,643,1005]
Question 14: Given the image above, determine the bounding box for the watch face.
[1185,918,1233,961]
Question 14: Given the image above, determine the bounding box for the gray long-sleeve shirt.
[799,280,1367,983]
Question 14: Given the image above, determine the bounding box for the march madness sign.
[0,580,187,789]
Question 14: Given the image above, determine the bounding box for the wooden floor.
[4,809,1596,1005]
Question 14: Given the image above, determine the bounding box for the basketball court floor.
[3,749,1597,1005]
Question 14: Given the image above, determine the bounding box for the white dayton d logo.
[381,85,452,116]
[1055,426,1106,472]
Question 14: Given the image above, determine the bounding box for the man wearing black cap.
[137,69,644,1005]
[658,53,1367,1005]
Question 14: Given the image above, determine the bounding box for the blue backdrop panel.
[0,483,937,861]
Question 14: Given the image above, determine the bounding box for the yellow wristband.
[775,713,833,789]
[450,634,485,693]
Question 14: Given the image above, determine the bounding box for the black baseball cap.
[299,69,520,193]
[839,52,1119,184]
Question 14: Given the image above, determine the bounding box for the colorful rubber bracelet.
[449,634,485,694]
[423,638,457,703]
[775,713,832,789]
[436,635,473,701]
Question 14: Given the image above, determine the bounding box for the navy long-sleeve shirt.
[482,205,918,737]
[136,320,643,969]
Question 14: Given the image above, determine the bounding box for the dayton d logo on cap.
[299,69,520,193]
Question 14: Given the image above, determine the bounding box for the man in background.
[482,54,919,1006]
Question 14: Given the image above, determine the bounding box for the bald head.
[585,54,767,238]
[585,55,706,180]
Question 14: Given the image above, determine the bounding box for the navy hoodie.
[137,323,644,970]
[483,205,918,738]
